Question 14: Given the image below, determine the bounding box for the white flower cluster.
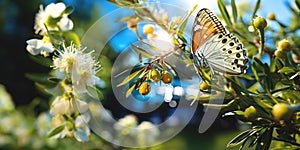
[26,2,74,56]
[113,114,160,147]
[25,2,103,142]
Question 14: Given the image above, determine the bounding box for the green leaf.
[126,84,136,98]
[64,6,74,15]
[117,69,144,87]
[295,0,300,11]
[47,125,65,138]
[278,67,295,74]
[176,4,198,35]
[115,14,137,22]
[252,0,261,19]
[26,73,54,84]
[62,31,80,46]
[28,54,52,67]
[231,0,238,22]
[131,44,153,58]
[227,129,252,148]
[217,0,232,26]
[48,77,61,84]
[255,127,273,150]
[239,74,255,80]
[86,86,104,100]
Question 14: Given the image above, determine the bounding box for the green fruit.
[244,106,257,119]
[272,103,293,121]
[274,49,287,58]
[139,82,151,96]
[162,71,172,84]
[148,69,161,82]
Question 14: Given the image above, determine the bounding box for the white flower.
[45,3,66,18]
[49,96,89,115]
[34,5,49,35]
[26,39,54,55]
[114,115,137,130]
[34,3,68,35]
[0,84,14,112]
[114,115,138,136]
[137,121,159,146]
[53,43,101,92]
[59,16,74,31]
[74,115,91,142]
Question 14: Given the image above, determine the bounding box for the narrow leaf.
[131,44,153,58]
[87,86,103,100]
[278,67,295,74]
[47,125,65,138]
[117,69,143,87]
[295,0,300,11]
[177,4,198,35]
[126,84,136,98]
[255,128,273,150]
[252,0,261,19]
[231,0,238,22]
[218,0,232,26]
[28,54,52,67]
[64,6,74,15]
[227,129,252,148]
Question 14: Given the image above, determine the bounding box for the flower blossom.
[49,96,89,115]
[53,43,101,92]
[26,38,54,55]
[34,2,73,36]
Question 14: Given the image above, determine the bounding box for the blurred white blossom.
[34,3,71,35]
[0,84,14,112]
[137,121,159,146]
[26,39,54,55]
[45,3,66,18]
[73,115,91,142]
[49,96,89,115]
[59,16,74,31]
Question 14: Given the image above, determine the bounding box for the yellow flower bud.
[272,103,293,121]
[277,39,291,51]
[267,13,276,20]
[253,16,267,29]
[143,24,155,34]
[139,82,151,96]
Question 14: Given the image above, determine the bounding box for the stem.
[257,28,265,59]
[273,137,300,147]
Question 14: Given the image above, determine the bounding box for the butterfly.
[191,8,248,75]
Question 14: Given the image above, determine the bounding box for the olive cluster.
[138,69,173,96]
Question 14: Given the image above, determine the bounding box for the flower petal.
[59,17,74,31]
[45,3,66,18]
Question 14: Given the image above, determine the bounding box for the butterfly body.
[192,8,248,75]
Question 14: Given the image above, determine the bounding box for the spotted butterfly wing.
[191,8,248,75]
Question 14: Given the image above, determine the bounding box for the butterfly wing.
[191,8,248,75]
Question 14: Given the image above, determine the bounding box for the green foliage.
[112,0,300,149]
